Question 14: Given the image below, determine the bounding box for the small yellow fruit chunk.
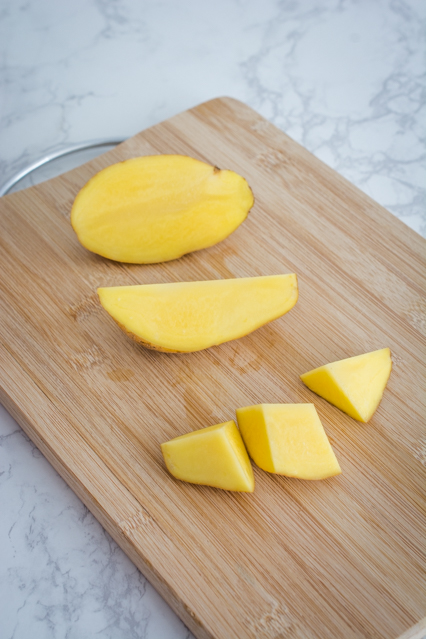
[236,404,341,480]
[98,274,298,353]
[161,421,254,492]
[71,155,254,263]
[300,348,392,422]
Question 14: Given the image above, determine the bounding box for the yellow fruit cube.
[161,421,255,492]
[236,404,341,480]
[98,274,298,353]
[300,348,392,422]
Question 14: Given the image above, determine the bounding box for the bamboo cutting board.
[0,97,425,639]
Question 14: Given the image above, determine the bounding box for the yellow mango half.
[236,404,341,480]
[98,274,298,353]
[71,155,254,263]
[161,421,254,492]
[300,348,392,422]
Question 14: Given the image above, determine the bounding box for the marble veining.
[241,0,425,233]
[0,1,425,637]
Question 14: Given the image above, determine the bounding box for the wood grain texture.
[0,97,425,639]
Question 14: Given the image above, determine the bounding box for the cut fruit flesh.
[300,348,392,422]
[161,421,255,492]
[98,274,298,353]
[236,404,341,480]
[71,154,254,263]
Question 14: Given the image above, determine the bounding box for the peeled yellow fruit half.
[300,348,392,422]
[98,274,298,353]
[71,155,254,263]
[236,404,341,480]
[161,421,255,492]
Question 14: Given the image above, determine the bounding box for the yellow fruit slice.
[161,421,255,492]
[300,348,392,422]
[71,155,254,263]
[236,404,341,480]
[98,274,298,353]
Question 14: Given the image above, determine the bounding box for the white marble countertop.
[0,1,424,638]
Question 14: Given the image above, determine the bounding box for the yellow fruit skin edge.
[115,318,182,353]
[71,156,255,264]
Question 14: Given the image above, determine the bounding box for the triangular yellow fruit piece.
[236,404,341,480]
[300,348,392,422]
[161,421,254,492]
[98,274,298,353]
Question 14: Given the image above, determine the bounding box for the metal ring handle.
[0,138,125,197]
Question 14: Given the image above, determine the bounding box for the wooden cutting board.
[0,97,424,639]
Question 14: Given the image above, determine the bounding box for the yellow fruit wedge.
[236,404,341,480]
[71,155,254,263]
[161,421,255,492]
[97,274,298,353]
[300,348,392,422]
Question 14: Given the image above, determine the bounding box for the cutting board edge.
[171,95,425,249]
[1,96,424,639]
[1,95,423,253]
[0,350,211,639]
